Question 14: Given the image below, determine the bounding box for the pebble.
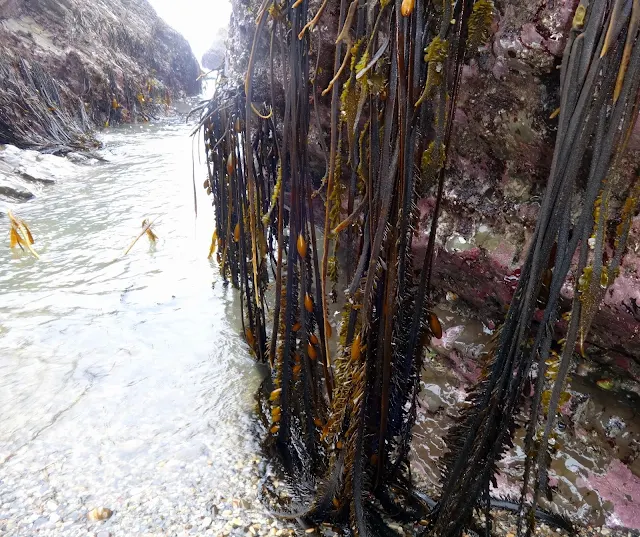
[201,516,213,528]
[32,516,49,528]
[88,507,114,521]
[97,531,111,537]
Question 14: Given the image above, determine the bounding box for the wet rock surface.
[220,0,640,397]
[408,0,640,399]
[202,28,227,71]
[0,144,89,204]
[214,0,640,531]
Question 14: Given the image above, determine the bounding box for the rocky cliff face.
[202,27,227,71]
[221,0,640,400]
[0,0,201,152]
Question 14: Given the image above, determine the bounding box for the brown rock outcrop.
[0,0,201,152]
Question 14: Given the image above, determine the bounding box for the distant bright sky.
[148,0,232,62]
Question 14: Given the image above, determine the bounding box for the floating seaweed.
[196,0,639,535]
[8,210,39,259]
[123,217,160,255]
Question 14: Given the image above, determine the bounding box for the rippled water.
[0,119,266,534]
[411,307,640,529]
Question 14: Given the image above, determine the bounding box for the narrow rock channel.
[2,0,640,535]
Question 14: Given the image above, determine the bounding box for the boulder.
[202,28,227,71]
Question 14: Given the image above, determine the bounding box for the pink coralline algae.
[588,459,640,529]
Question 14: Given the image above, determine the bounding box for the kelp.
[0,59,98,153]
[196,0,640,536]
[432,2,640,537]
[8,210,39,259]
[0,56,175,153]
[123,218,159,255]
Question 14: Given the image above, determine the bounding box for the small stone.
[232,498,252,509]
[32,516,49,528]
[222,510,233,517]
[88,507,113,521]
[49,513,61,524]
[97,531,111,537]
[45,500,58,511]
[202,516,213,528]
[601,530,610,536]
[506,533,515,537]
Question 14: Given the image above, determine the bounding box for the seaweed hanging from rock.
[431,2,640,537]
[195,0,640,535]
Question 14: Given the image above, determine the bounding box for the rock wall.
[221,0,640,398]
[202,27,227,71]
[0,0,201,152]
[413,0,640,399]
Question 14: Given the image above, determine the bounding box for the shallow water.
[0,118,266,535]
[411,305,640,529]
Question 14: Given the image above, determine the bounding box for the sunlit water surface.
[0,119,265,533]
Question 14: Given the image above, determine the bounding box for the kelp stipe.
[193,0,476,533]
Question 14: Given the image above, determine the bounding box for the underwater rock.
[588,460,640,530]
[0,0,201,151]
